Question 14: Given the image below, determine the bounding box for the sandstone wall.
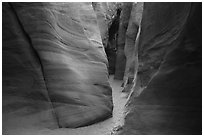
[120,2,202,134]
[3,2,113,134]
[3,2,202,135]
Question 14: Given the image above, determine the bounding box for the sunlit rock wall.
[3,2,113,134]
[120,2,202,135]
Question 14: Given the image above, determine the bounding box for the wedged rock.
[120,2,202,134]
[3,2,113,134]
[114,2,133,80]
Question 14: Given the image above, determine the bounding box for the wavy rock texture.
[120,2,202,134]
[114,2,133,80]
[3,2,113,134]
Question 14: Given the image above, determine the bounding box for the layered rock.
[3,2,202,135]
[3,2,113,134]
[120,2,202,134]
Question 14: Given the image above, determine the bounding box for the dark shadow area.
[105,8,121,74]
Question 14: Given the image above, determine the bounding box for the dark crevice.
[105,8,121,75]
[8,3,60,128]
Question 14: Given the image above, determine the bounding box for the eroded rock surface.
[3,2,113,134]
[92,2,121,48]
[120,2,202,135]
[3,2,202,135]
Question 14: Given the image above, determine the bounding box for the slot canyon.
[2,2,202,135]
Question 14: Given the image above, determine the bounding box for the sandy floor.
[33,75,128,135]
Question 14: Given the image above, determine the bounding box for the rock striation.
[2,2,202,135]
[3,2,113,134]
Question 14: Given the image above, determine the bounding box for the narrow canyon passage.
[2,2,202,135]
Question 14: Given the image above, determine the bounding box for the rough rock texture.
[3,2,113,134]
[114,2,133,80]
[120,2,202,134]
[92,2,120,48]
[92,2,109,48]
[92,2,121,75]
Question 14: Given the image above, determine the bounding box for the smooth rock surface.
[120,2,202,135]
[3,2,113,134]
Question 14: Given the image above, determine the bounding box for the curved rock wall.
[120,2,202,135]
[3,2,202,135]
[3,2,113,134]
